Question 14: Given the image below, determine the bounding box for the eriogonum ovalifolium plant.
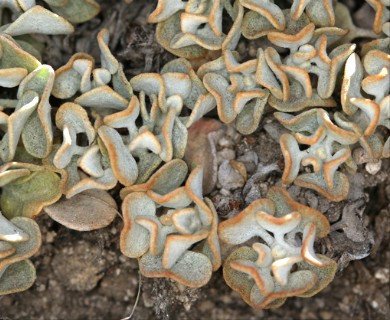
[0,0,389,311]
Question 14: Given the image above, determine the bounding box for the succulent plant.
[120,162,221,287]
[271,36,388,201]
[275,108,358,201]
[0,212,41,295]
[197,50,270,134]
[0,0,388,312]
[149,0,243,59]
[219,187,336,309]
[50,30,199,194]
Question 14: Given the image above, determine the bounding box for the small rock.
[46,231,57,243]
[142,290,154,308]
[225,125,240,142]
[199,300,214,312]
[220,188,231,196]
[245,185,261,205]
[339,296,351,313]
[352,284,363,295]
[218,136,235,148]
[371,300,379,309]
[230,160,247,181]
[374,268,390,284]
[365,160,382,175]
[372,291,390,314]
[320,311,334,320]
[218,160,245,191]
[36,283,46,292]
[348,173,365,200]
[237,151,258,174]
[217,148,236,164]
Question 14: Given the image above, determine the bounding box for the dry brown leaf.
[44,189,118,231]
[184,119,224,195]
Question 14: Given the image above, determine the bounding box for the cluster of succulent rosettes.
[47,29,216,199]
[148,0,244,59]
[120,161,221,288]
[193,31,357,132]
[275,38,389,202]
[0,26,210,221]
[0,212,41,295]
[0,34,66,219]
[148,4,376,135]
[218,187,337,309]
[149,1,388,59]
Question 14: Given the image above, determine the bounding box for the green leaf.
[1,169,62,219]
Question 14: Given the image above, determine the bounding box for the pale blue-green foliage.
[0,0,389,304]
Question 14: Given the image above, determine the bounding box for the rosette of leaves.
[236,6,360,113]
[128,72,191,163]
[51,30,196,191]
[48,29,134,196]
[159,57,217,128]
[148,0,244,59]
[262,22,355,109]
[120,161,221,288]
[195,50,269,134]
[240,1,383,42]
[337,48,389,159]
[36,104,119,231]
[0,211,41,295]
[281,34,356,99]
[52,29,132,102]
[253,42,338,112]
[275,108,358,201]
[194,29,353,133]
[218,187,336,309]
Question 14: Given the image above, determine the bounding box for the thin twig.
[121,271,142,320]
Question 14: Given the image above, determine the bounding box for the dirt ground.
[1,0,389,319]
